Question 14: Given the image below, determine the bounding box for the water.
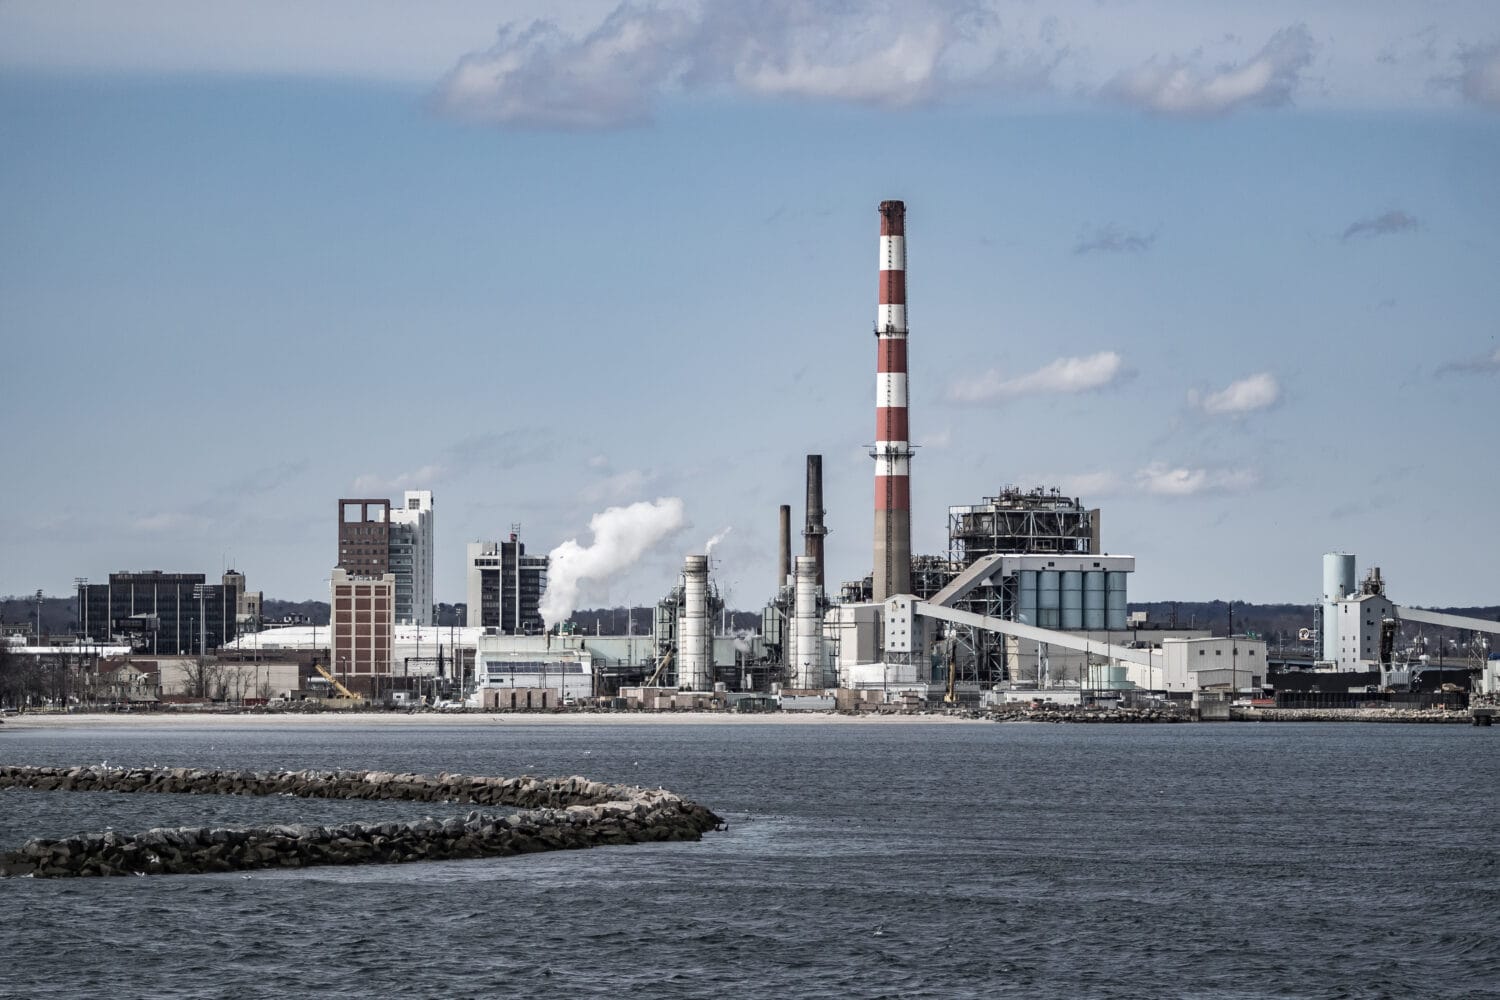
[1,721,1496,999]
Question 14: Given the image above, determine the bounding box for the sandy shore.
[0,710,984,731]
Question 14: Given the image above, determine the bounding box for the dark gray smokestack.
[778,504,792,588]
[803,454,827,588]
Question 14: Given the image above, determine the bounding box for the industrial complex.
[12,201,1498,716]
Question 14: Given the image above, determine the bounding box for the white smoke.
[704,526,733,557]
[539,497,687,629]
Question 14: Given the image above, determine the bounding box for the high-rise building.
[466,535,548,634]
[337,499,391,577]
[388,490,434,625]
[329,568,395,692]
[77,572,239,654]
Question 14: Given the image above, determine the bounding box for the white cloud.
[1025,472,1125,497]
[918,426,953,449]
[1188,372,1281,415]
[1341,209,1421,241]
[1106,24,1315,115]
[132,512,211,534]
[949,351,1128,403]
[1436,346,1500,376]
[352,465,446,494]
[1135,463,1259,497]
[539,497,687,626]
[434,0,1027,126]
[1073,224,1156,255]
[580,468,655,504]
[1457,42,1500,108]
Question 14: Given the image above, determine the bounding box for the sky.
[1,1,1497,613]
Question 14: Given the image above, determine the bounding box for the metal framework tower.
[872,200,912,601]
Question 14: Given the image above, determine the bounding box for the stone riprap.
[0,765,722,879]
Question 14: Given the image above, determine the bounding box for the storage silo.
[1321,552,1356,662]
[1105,571,1128,630]
[1017,570,1038,625]
[1083,571,1106,630]
[1061,571,1083,630]
[1039,571,1061,628]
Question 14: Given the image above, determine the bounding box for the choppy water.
[2,721,1497,999]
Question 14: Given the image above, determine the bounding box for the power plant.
[192,198,1495,713]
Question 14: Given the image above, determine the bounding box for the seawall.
[0,765,722,878]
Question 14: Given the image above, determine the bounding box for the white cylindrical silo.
[1061,571,1083,630]
[678,555,710,690]
[1321,552,1355,662]
[792,556,822,689]
[1105,572,1127,630]
[1083,571,1106,630]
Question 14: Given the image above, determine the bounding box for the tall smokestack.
[678,554,710,691]
[803,455,827,588]
[778,505,792,587]
[873,200,912,601]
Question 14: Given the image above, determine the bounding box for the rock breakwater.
[0,765,721,879]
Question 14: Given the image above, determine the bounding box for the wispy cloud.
[1027,464,1259,499]
[580,468,657,505]
[1135,463,1260,497]
[131,512,212,534]
[1455,42,1500,108]
[435,0,1010,128]
[1188,372,1281,415]
[1073,224,1155,255]
[1436,346,1500,377]
[352,464,446,495]
[949,351,1129,403]
[1105,24,1315,116]
[1341,209,1421,242]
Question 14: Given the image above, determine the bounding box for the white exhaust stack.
[678,554,711,690]
[792,555,823,689]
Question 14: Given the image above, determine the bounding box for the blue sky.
[1,1,1497,611]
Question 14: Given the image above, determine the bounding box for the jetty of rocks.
[0,765,722,879]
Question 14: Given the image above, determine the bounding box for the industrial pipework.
[873,200,912,601]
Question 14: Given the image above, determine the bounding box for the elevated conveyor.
[912,601,1162,669]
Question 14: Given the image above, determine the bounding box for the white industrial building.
[1161,637,1267,693]
[474,634,594,702]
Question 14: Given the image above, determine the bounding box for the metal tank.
[677,555,711,690]
[1061,570,1083,631]
[1321,552,1356,662]
[1105,571,1128,631]
[1083,571,1106,630]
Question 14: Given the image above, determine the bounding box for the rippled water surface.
[2,721,1497,999]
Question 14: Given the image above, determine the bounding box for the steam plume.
[539,497,687,628]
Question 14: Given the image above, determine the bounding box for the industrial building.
[329,568,394,693]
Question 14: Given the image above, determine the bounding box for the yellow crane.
[312,661,359,700]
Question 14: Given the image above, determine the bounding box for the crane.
[644,649,674,688]
[312,661,359,700]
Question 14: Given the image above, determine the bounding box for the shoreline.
[0,710,987,730]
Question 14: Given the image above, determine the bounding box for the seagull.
[873,925,885,937]
[134,872,146,878]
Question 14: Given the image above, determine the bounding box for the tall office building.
[466,535,548,634]
[389,490,434,625]
[329,568,395,692]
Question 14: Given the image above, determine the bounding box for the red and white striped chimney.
[873,199,912,601]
